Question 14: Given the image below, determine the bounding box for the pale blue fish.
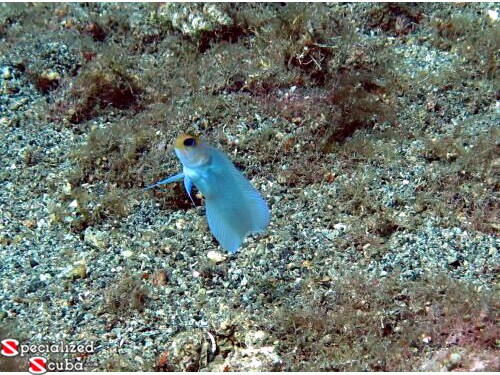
[144,134,270,253]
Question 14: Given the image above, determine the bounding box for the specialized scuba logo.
[1,338,19,356]
[1,338,94,374]
[29,357,46,374]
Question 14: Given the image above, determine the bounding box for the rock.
[29,258,39,268]
[2,66,11,79]
[0,311,8,321]
[447,352,462,369]
[244,330,268,347]
[157,3,232,37]
[487,9,498,22]
[334,223,347,231]
[207,345,282,371]
[161,330,205,371]
[121,249,134,258]
[141,230,155,242]
[59,261,87,280]
[0,116,11,127]
[84,228,108,249]
[207,250,226,263]
[421,348,465,371]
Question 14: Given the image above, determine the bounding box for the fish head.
[174,133,211,168]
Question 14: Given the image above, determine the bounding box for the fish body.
[145,134,270,253]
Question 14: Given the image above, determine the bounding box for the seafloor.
[0,2,498,372]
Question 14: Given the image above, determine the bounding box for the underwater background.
[0,2,498,371]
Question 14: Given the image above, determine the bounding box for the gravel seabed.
[0,2,498,372]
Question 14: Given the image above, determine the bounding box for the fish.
[144,134,271,253]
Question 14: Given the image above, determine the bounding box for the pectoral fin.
[143,172,184,191]
[183,175,196,206]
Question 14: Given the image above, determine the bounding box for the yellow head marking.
[175,134,200,150]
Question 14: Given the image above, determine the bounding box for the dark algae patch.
[272,273,498,371]
[0,2,498,372]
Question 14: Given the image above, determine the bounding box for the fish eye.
[183,137,196,147]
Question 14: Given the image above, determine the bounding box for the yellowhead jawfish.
[145,134,270,253]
